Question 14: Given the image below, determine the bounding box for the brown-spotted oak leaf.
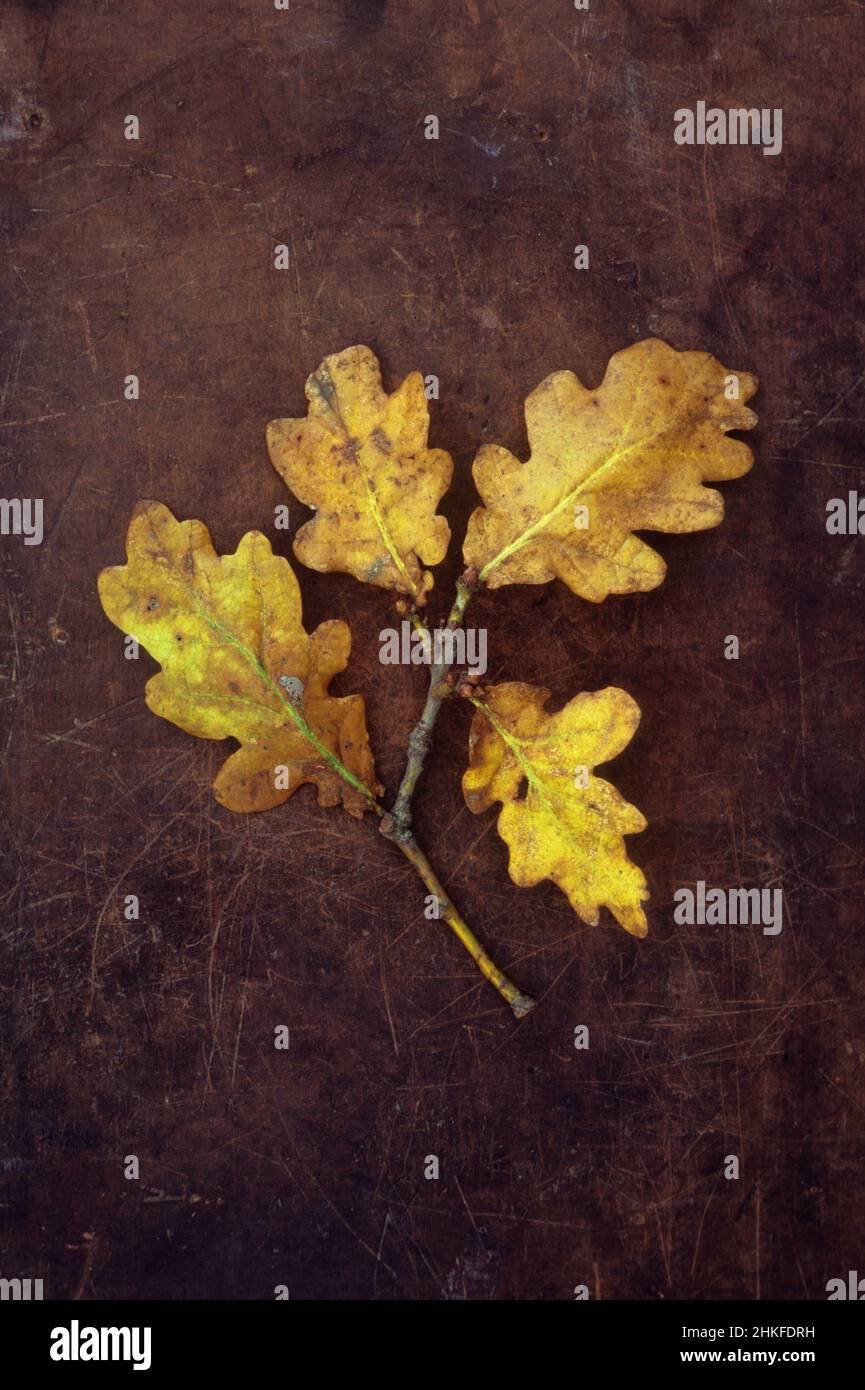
[463,338,758,601]
[267,345,453,599]
[463,682,649,937]
[97,501,381,817]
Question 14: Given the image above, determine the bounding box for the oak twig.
[380,569,537,1019]
[389,572,474,839]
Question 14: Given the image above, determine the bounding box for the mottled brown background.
[1,0,863,1302]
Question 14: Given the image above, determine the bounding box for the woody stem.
[381,825,535,1019]
[389,573,474,837]
[382,570,536,1018]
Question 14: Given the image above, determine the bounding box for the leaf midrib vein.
[480,357,709,579]
[474,699,611,836]
[145,516,374,804]
[311,370,417,596]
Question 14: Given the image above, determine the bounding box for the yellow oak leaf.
[267,345,453,598]
[463,338,757,601]
[463,682,649,936]
[97,502,381,817]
